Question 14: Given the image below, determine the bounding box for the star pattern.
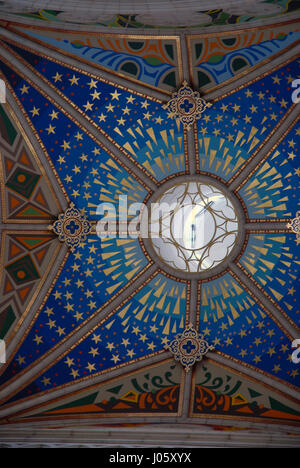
[0,32,299,419]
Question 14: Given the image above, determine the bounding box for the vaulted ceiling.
[0,1,299,448]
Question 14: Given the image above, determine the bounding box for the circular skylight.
[149,180,239,273]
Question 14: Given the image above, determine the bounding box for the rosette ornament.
[50,203,92,251]
[163,81,212,130]
[165,323,214,372]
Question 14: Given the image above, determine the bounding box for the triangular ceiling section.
[5,24,181,93]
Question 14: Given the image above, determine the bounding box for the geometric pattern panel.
[0,103,61,222]
[189,22,300,92]
[9,26,181,92]
[0,231,59,340]
[192,360,300,423]
[14,360,183,419]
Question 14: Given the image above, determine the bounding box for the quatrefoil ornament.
[50,203,92,251]
[165,323,214,372]
[163,81,212,130]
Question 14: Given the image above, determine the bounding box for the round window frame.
[141,175,246,280]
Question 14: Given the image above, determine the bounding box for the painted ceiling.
[0,3,299,445]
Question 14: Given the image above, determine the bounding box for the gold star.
[122,106,131,115]
[46,124,56,135]
[143,111,151,120]
[16,355,26,365]
[83,101,93,112]
[126,95,135,104]
[279,98,288,108]
[41,377,51,386]
[89,347,99,357]
[232,103,240,112]
[53,72,63,82]
[245,89,253,98]
[272,75,281,84]
[30,106,40,117]
[90,89,101,100]
[69,75,79,85]
[61,140,71,151]
[75,131,83,141]
[56,326,66,337]
[33,335,43,345]
[250,104,258,113]
[98,113,106,122]
[20,84,29,94]
[70,369,80,379]
[267,347,276,357]
[86,362,96,372]
[105,103,115,112]
[65,357,74,367]
[110,90,121,100]
[49,110,59,120]
[92,334,101,344]
[141,100,150,109]
[46,319,56,329]
[87,79,98,89]
[74,311,83,321]
[117,116,126,126]
[288,139,296,148]
[220,103,228,112]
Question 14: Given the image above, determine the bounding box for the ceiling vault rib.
[0,40,159,193]
[181,279,198,418]
[0,26,170,102]
[229,262,299,339]
[179,32,198,176]
[245,221,290,231]
[228,105,299,192]
[0,263,159,407]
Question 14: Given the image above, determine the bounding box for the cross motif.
[165,323,214,372]
[163,81,212,130]
[179,98,194,114]
[50,203,92,251]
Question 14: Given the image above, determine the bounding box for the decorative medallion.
[287,211,300,245]
[149,179,240,273]
[165,323,214,372]
[50,203,92,251]
[163,81,212,130]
